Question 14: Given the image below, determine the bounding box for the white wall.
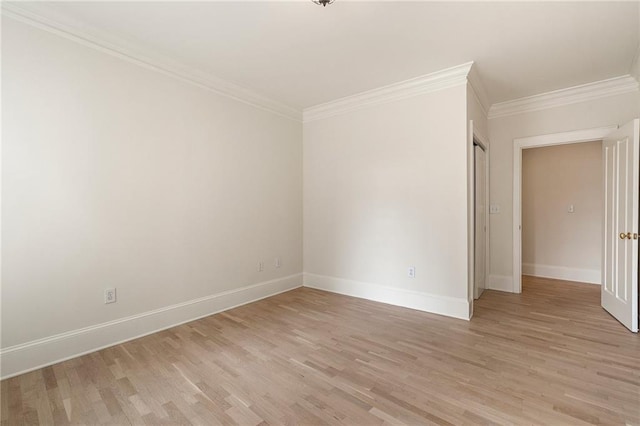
[303,84,470,319]
[522,141,602,284]
[6,7,634,378]
[1,17,302,375]
[488,91,640,289]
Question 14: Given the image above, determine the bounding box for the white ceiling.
[9,1,640,110]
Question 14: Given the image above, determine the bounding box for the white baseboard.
[303,273,470,320]
[0,274,302,380]
[487,274,514,292]
[522,263,601,285]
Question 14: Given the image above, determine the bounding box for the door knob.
[619,232,636,240]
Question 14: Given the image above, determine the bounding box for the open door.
[474,144,486,299]
[602,119,639,332]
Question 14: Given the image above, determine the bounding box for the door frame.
[512,125,618,293]
[468,120,490,317]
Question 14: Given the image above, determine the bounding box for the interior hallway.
[2,276,638,425]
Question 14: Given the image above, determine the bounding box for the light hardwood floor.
[2,276,639,425]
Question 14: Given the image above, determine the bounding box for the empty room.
[1,1,639,425]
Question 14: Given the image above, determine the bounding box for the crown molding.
[11,2,630,124]
[1,3,302,122]
[303,62,474,122]
[488,75,639,119]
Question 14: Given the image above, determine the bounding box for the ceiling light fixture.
[312,0,335,6]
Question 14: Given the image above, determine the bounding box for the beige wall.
[522,141,602,283]
[2,18,303,349]
[303,84,471,318]
[488,91,640,289]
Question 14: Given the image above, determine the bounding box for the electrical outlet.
[258,261,264,272]
[490,205,500,214]
[104,288,116,304]
[408,266,416,278]
[275,257,281,268]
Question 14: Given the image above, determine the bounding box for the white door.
[602,119,639,332]
[474,145,487,299]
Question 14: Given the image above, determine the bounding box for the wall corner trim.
[467,64,491,117]
[0,274,303,380]
[1,3,302,122]
[488,75,639,119]
[303,273,470,320]
[303,62,473,122]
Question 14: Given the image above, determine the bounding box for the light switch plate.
[104,288,116,304]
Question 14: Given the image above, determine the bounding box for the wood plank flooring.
[2,276,639,425]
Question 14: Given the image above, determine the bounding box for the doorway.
[512,126,617,292]
[521,141,602,286]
